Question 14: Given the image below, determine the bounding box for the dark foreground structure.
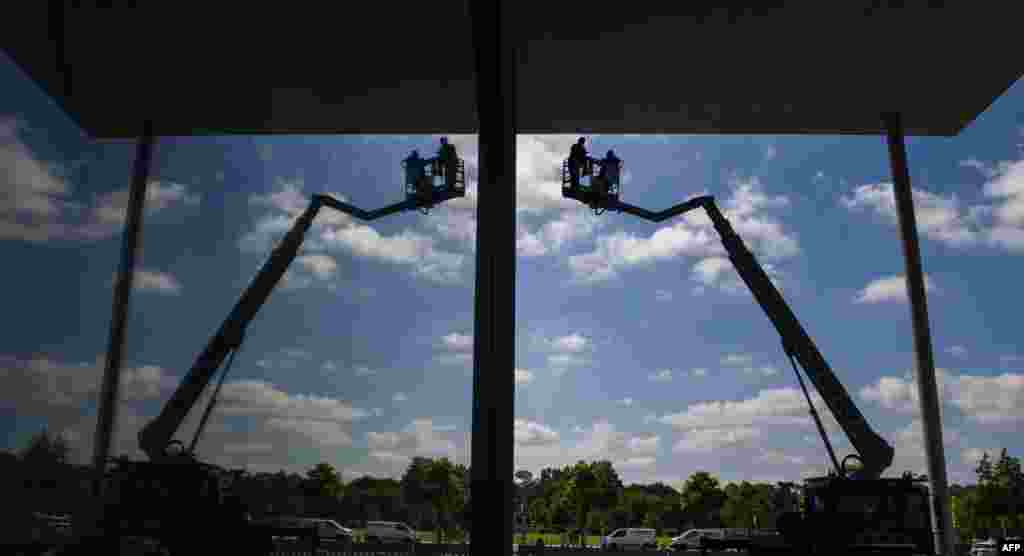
[4,4,1023,556]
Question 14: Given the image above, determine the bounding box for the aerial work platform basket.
[403,157,466,211]
[562,157,622,214]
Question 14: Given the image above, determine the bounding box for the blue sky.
[2,51,1022,487]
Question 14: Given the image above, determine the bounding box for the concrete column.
[883,112,956,556]
[93,119,154,476]
[468,0,516,555]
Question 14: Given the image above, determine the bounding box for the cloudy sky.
[2,52,1022,487]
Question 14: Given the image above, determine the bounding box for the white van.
[366,520,417,544]
[602,528,657,551]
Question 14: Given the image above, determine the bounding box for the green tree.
[426,457,464,543]
[20,428,72,467]
[305,462,344,498]
[401,457,435,528]
[587,509,610,535]
[529,497,551,530]
[561,461,599,529]
[680,472,726,528]
[992,449,1023,534]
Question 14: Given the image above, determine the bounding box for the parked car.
[258,516,352,544]
[366,521,417,544]
[601,528,657,551]
[669,528,756,552]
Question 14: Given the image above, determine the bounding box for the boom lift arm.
[137,189,463,462]
[565,186,895,480]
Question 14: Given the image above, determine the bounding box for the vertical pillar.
[92,120,154,477]
[883,112,955,556]
[469,0,515,555]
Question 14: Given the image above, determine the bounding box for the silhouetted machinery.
[403,146,466,214]
[63,151,465,555]
[562,151,934,556]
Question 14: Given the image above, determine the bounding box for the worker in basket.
[595,149,621,196]
[438,136,459,188]
[568,137,589,188]
[405,150,430,200]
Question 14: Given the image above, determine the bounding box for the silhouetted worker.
[438,137,458,187]
[405,150,430,200]
[596,149,621,195]
[568,137,588,188]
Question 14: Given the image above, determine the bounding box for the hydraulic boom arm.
[595,193,895,479]
[138,192,456,462]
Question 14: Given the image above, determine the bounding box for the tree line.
[950,449,1024,541]
[4,429,1022,543]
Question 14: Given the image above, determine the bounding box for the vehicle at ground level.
[670,528,775,552]
[366,521,417,544]
[971,538,999,556]
[601,528,657,551]
[257,516,352,544]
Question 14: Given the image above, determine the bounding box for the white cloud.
[437,332,474,367]
[0,354,171,418]
[628,435,660,455]
[242,180,465,284]
[961,447,993,466]
[392,392,408,402]
[655,289,673,302]
[860,368,1024,424]
[842,164,1024,251]
[691,256,784,295]
[753,366,779,376]
[515,419,560,447]
[0,117,201,242]
[841,183,981,247]
[107,269,183,295]
[756,449,806,465]
[218,380,367,425]
[721,353,753,367]
[515,368,535,385]
[354,365,376,377]
[672,427,760,453]
[268,418,354,446]
[548,354,585,374]
[618,397,634,407]
[888,418,962,476]
[514,420,662,481]
[569,176,800,283]
[442,333,474,351]
[550,333,589,353]
[954,373,1024,424]
[853,274,937,304]
[946,345,968,359]
[648,369,673,382]
[365,418,462,477]
[859,371,942,414]
[658,387,833,431]
[321,361,337,371]
[691,368,708,377]
[295,254,338,280]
